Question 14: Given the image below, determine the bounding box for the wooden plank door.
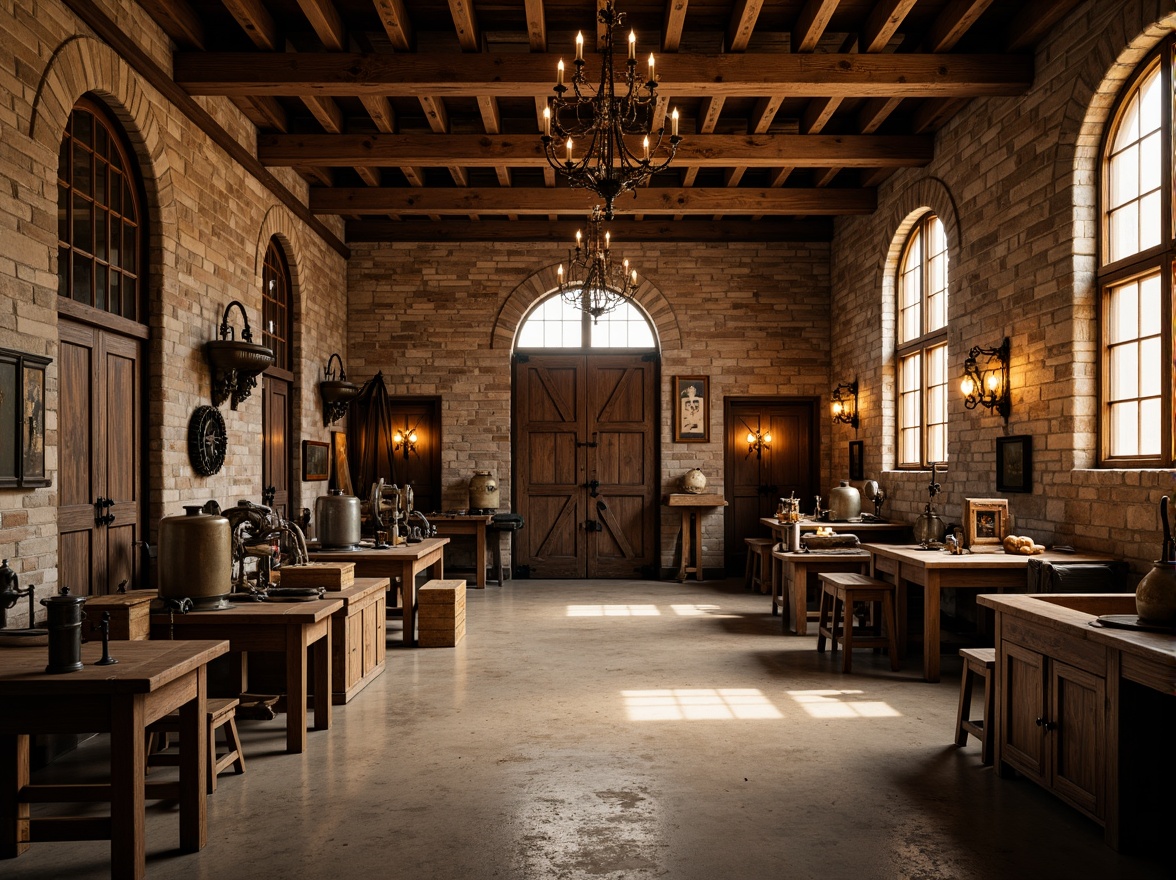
[263,375,290,517]
[724,399,817,573]
[514,356,586,577]
[586,356,657,578]
[58,319,143,595]
[515,354,658,578]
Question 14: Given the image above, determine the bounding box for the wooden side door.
[586,356,657,578]
[58,319,143,595]
[514,356,586,577]
[262,375,290,518]
[724,399,817,573]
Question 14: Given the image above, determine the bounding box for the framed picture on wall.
[848,441,864,481]
[673,375,709,442]
[996,435,1032,493]
[0,347,50,488]
[302,440,329,481]
[331,430,354,495]
[963,498,1009,549]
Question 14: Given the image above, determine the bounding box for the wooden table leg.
[923,573,942,682]
[0,733,30,858]
[177,668,208,853]
[692,511,705,581]
[312,626,331,731]
[474,525,486,589]
[676,511,689,581]
[285,628,308,754]
[400,560,417,646]
[792,561,809,635]
[110,693,147,879]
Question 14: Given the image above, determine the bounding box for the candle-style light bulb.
[631,269,638,283]
[557,59,564,86]
[764,432,772,445]
[833,400,843,417]
[543,106,551,137]
[986,372,1000,392]
[746,432,756,445]
[604,231,610,250]
[648,53,655,82]
[960,376,975,396]
[575,31,584,62]
[557,264,564,282]
[642,136,650,160]
[408,431,418,444]
[671,108,679,137]
[629,31,636,60]
[566,137,573,162]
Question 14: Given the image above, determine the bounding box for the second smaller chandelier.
[557,206,639,323]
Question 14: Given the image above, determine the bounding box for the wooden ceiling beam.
[310,186,876,215]
[524,0,546,51]
[361,96,396,132]
[448,0,480,52]
[137,0,204,49]
[257,132,933,168]
[238,95,288,131]
[372,0,413,51]
[302,96,344,133]
[726,0,763,52]
[173,52,1034,99]
[1005,0,1080,52]
[346,217,834,243]
[222,0,279,51]
[663,0,689,52]
[792,0,841,53]
[862,0,918,53]
[924,0,996,53]
[296,0,347,51]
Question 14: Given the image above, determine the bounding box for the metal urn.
[828,481,862,521]
[1136,496,1176,625]
[468,471,500,513]
[158,505,232,610]
[316,489,362,548]
[41,587,87,673]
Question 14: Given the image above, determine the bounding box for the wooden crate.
[329,577,388,703]
[417,579,466,647]
[280,562,355,591]
[83,590,157,641]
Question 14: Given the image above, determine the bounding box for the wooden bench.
[418,579,467,647]
[146,697,245,793]
[816,572,900,674]
[954,647,996,765]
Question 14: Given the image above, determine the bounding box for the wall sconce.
[745,427,772,459]
[205,300,274,410]
[961,336,1011,422]
[319,353,359,426]
[393,424,419,459]
[831,380,859,428]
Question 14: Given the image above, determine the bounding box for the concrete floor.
[8,578,1171,879]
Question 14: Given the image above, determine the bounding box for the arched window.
[1100,48,1168,465]
[516,293,656,350]
[57,97,144,320]
[261,238,292,372]
[895,213,949,467]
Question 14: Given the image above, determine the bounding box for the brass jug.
[1136,496,1176,625]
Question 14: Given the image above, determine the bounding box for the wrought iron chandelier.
[541,1,681,220]
[557,206,639,323]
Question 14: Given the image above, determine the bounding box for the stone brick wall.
[346,240,832,575]
[0,0,348,624]
[830,0,1176,577]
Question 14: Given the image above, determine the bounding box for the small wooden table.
[771,549,872,635]
[429,514,492,589]
[150,600,341,753]
[665,494,728,581]
[309,538,449,646]
[865,544,1115,682]
[0,639,229,880]
[330,577,388,704]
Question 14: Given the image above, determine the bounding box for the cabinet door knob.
[1035,717,1044,727]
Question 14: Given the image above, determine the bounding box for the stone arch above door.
[490,264,682,351]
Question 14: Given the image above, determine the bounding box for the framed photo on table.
[673,375,709,442]
[963,498,1009,549]
[996,435,1032,493]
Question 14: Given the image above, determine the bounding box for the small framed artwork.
[996,434,1032,493]
[0,347,51,488]
[302,440,330,481]
[848,441,864,481]
[963,498,1009,549]
[673,375,709,442]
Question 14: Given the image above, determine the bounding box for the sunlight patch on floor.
[669,604,727,616]
[786,689,903,718]
[567,604,661,617]
[622,688,783,721]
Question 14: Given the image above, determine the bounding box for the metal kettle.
[1136,496,1176,625]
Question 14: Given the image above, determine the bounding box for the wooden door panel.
[263,376,290,517]
[524,494,583,577]
[105,523,138,594]
[58,529,92,596]
[526,431,580,485]
[1051,663,1105,817]
[103,340,138,505]
[1002,641,1047,783]
[595,431,646,485]
[58,335,93,508]
[524,364,580,423]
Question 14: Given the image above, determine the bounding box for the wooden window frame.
[1099,45,1174,467]
[262,237,293,377]
[895,213,949,469]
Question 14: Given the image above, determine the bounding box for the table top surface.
[308,537,449,561]
[761,517,908,531]
[0,639,229,695]
[664,493,727,507]
[150,598,343,625]
[772,548,871,560]
[427,513,492,523]
[862,543,1115,568]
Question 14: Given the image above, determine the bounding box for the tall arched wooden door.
[56,97,148,595]
[514,353,658,578]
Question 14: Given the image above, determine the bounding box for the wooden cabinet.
[1000,638,1107,822]
[330,578,387,704]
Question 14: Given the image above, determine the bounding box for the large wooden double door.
[514,354,657,578]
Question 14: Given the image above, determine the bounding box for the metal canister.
[316,490,362,548]
[158,505,232,610]
[41,587,86,673]
[468,472,500,512]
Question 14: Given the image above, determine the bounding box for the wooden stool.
[744,537,775,594]
[816,572,900,674]
[147,697,245,793]
[954,647,996,765]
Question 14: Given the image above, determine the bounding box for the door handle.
[583,520,603,532]
[584,479,600,496]
[95,497,116,526]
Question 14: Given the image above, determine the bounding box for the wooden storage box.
[417,579,466,648]
[280,562,355,591]
[83,590,157,641]
[330,577,387,703]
